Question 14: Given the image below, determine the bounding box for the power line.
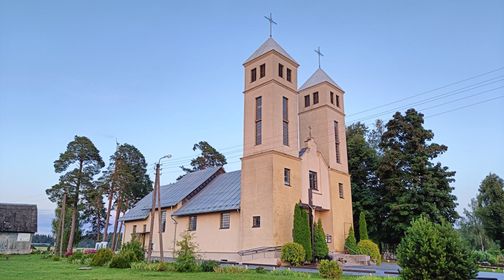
[426,95,504,118]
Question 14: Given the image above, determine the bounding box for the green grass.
[479,267,504,273]
[0,254,385,280]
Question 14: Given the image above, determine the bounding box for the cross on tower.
[315,46,324,68]
[264,13,277,38]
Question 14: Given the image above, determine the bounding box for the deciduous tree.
[475,173,504,249]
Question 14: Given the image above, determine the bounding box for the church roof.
[0,203,37,233]
[244,37,298,65]
[174,170,241,216]
[299,68,343,92]
[122,167,223,222]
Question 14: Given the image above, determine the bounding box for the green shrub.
[357,240,381,265]
[293,204,313,262]
[52,256,60,261]
[90,248,113,266]
[67,251,84,261]
[281,242,306,266]
[174,231,199,272]
[255,267,266,273]
[318,259,342,279]
[214,265,247,273]
[314,219,329,260]
[200,260,219,272]
[109,254,131,269]
[344,227,358,254]
[270,269,311,278]
[397,216,478,280]
[358,212,369,241]
[119,249,138,263]
[120,240,144,262]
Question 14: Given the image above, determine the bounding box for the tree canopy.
[180,141,227,174]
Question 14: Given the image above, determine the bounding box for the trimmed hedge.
[318,259,342,279]
[357,240,381,265]
[281,242,306,266]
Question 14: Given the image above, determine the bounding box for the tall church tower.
[240,37,303,251]
[298,68,353,251]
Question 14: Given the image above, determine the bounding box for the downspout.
[170,205,178,258]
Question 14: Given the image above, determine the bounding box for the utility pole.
[146,166,158,262]
[155,163,164,262]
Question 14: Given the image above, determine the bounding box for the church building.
[122,34,353,264]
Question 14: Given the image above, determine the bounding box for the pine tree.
[359,212,369,241]
[314,219,329,259]
[292,203,312,262]
[345,226,358,254]
[475,173,504,249]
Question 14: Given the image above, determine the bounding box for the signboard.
[17,233,31,242]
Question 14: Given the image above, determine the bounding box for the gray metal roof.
[299,68,343,92]
[174,170,241,216]
[244,37,298,65]
[121,167,222,221]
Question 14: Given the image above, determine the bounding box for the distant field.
[0,254,385,280]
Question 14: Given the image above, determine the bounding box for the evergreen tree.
[47,135,104,253]
[378,109,458,245]
[292,203,312,262]
[344,226,358,254]
[475,173,504,249]
[458,198,497,251]
[346,123,381,241]
[359,212,369,241]
[180,141,227,174]
[313,219,329,259]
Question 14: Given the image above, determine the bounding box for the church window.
[251,68,257,82]
[284,168,291,186]
[161,210,167,232]
[339,183,344,199]
[334,121,341,163]
[283,97,289,146]
[330,92,334,104]
[133,225,137,234]
[309,171,318,190]
[336,95,340,107]
[220,212,230,229]
[189,216,197,231]
[278,63,284,78]
[255,96,262,145]
[313,92,319,104]
[260,63,266,78]
[287,68,292,82]
[252,216,261,228]
[304,95,310,107]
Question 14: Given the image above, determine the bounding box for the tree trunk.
[96,200,101,243]
[66,160,83,254]
[103,186,114,242]
[58,191,67,256]
[111,190,122,251]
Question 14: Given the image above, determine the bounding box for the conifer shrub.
[318,260,342,279]
[293,203,312,262]
[281,242,306,266]
[120,240,144,262]
[109,254,131,269]
[397,216,478,280]
[358,212,369,241]
[174,231,199,272]
[357,240,381,265]
[314,219,329,260]
[344,227,358,255]
[90,248,113,266]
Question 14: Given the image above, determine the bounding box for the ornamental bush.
[281,242,306,266]
[293,204,313,262]
[344,227,358,254]
[358,212,369,241]
[174,231,199,272]
[314,219,329,260]
[120,240,144,262]
[90,248,113,266]
[318,259,342,279]
[109,254,131,269]
[397,216,478,280]
[357,240,381,265]
[200,260,219,272]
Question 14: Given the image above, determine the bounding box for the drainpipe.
[170,206,177,258]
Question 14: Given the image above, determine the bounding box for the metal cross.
[264,13,277,38]
[315,46,324,68]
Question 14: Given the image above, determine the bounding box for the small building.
[0,203,37,254]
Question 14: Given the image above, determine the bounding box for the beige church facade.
[122,37,353,265]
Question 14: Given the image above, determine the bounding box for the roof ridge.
[244,37,297,65]
[299,68,343,91]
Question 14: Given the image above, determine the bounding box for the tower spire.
[315,47,324,69]
[264,13,277,38]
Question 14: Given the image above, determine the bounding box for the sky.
[1,0,503,234]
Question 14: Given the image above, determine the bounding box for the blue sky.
[1,0,503,234]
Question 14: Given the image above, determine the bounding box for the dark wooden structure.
[0,203,37,254]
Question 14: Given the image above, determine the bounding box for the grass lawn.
[0,254,385,280]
